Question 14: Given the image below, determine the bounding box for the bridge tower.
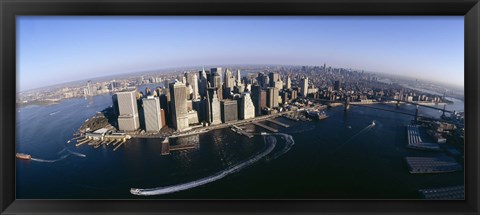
[441,104,446,117]
[415,105,419,122]
[344,96,350,111]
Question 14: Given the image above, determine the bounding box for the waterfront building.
[221,99,238,123]
[301,77,308,97]
[239,92,255,120]
[187,110,200,125]
[116,90,140,131]
[142,96,162,132]
[169,81,190,132]
[86,80,94,96]
[112,94,119,118]
[209,89,222,125]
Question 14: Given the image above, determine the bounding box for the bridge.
[311,97,463,127]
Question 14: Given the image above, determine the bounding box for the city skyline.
[17,16,464,91]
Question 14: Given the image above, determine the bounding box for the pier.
[113,140,126,151]
[419,185,464,199]
[170,144,197,151]
[266,118,290,127]
[405,156,462,174]
[252,122,278,133]
[406,125,440,151]
[161,140,170,155]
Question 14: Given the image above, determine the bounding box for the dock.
[170,144,197,151]
[252,122,278,133]
[405,156,462,174]
[406,125,440,151]
[113,140,126,151]
[419,185,464,199]
[266,118,290,127]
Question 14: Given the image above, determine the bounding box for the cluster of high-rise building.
[111,67,307,132]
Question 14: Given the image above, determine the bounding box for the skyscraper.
[209,89,222,125]
[301,77,308,97]
[169,81,190,131]
[250,84,262,117]
[221,99,238,123]
[224,68,235,90]
[266,87,279,108]
[285,76,291,90]
[198,68,208,98]
[210,67,223,89]
[142,96,162,132]
[268,72,279,87]
[239,92,255,120]
[185,72,200,100]
[116,90,140,131]
[334,80,342,91]
[236,69,241,85]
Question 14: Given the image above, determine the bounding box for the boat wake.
[266,133,295,161]
[333,121,376,152]
[67,149,87,158]
[31,154,70,163]
[130,133,294,196]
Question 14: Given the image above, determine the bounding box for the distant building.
[142,96,162,132]
[210,68,223,89]
[185,72,200,100]
[116,90,140,131]
[224,68,235,90]
[301,77,308,97]
[236,69,241,85]
[285,76,291,89]
[334,80,342,91]
[221,99,238,123]
[239,92,255,120]
[86,80,94,96]
[169,81,190,132]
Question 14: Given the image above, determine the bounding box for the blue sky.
[17,16,464,91]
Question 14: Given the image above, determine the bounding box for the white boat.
[372,121,376,126]
[161,137,169,144]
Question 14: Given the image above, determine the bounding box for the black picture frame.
[1,0,479,214]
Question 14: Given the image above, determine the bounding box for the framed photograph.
[1,0,479,214]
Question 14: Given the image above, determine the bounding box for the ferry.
[306,110,328,120]
[16,153,31,160]
[371,120,376,127]
[161,137,169,144]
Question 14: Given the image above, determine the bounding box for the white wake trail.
[30,154,70,163]
[130,136,277,196]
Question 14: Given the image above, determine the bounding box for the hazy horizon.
[17,16,464,92]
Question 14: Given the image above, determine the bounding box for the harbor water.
[16,87,464,199]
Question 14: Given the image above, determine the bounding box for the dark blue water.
[16,87,464,199]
